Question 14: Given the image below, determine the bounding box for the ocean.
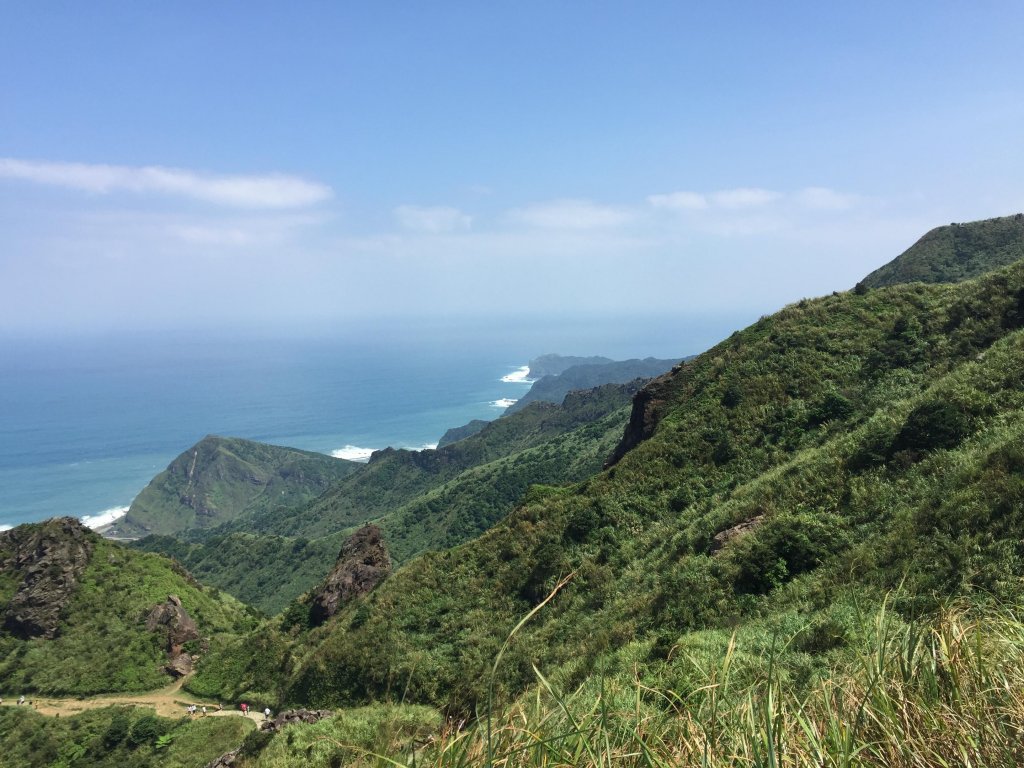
[0,313,749,531]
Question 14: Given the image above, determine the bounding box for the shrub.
[891,399,970,457]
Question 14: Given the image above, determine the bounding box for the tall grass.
[296,601,1024,768]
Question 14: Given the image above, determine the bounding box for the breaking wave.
[500,365,534,384]
[331,445,377,462]
[80,505,129,530]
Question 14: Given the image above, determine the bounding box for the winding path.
[4,677,257,720]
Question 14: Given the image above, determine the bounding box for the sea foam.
[0,524,11,532]
[491,398,518,409]
[80,505,129,530]
[500,365,535,384]
[331,445,377,462]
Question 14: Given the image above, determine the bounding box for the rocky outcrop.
[145,594,200,677]
[204,748,241,768]
[309,525,391,627]
[710,514,765,555]
[260,708,334,732]
[0,517,96,639]
[605,367,682,468]
[437,419,490,448]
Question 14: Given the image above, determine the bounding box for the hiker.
[18,695,25,706]
[264,707,271,720]
[202,706,207,716]
[240,702,248,715]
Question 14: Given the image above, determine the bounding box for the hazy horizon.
[3,3,1023,336]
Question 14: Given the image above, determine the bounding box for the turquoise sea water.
[0,314,748,530]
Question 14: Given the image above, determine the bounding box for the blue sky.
[2,1,1023,336]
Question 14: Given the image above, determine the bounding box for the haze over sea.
[0,313,747,530]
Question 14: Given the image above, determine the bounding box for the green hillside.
[136,382,639,613]
[8,216,1024,767]
[120,436,361,537]
[132,532,342,616]
[0,706,254,768]
[859,212,1024,288]
[0,519,255,695]
[279,256,1024,712]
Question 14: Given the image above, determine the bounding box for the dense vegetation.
[213,603,1024,767]
[0,705,254,768]
[121,436,361,537]
[6,214,1024,766]
[0,528,256,695]
[275,255,1024,715]
[137,382,640,613]
[860,213,1024,288]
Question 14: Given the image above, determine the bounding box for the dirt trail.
[4,677,258,720]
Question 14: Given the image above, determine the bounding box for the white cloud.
[650,186,860,215]
[170,225,254,246]
[0,157,332,209]
[394,205,472,233]
[710,187,781,209]
[647,191,708,211]
[509,198,636,230]
[795,186,859,211]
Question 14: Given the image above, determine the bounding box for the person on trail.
[264,707,271,720]
[241,702,248,715]
[18,695,25,706]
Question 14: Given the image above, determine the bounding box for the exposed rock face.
[710,514,765,555]
[260,708,333,732]
[606,368,681,468]
[204,748,241,768]
[0,517,96,639]
[309,525,391,627]
[145,594,200,677]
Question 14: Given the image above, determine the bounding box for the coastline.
[0,357,536,533]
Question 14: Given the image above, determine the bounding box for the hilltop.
[859,212,1024,288]
[120,436,361,538]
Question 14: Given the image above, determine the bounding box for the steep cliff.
[309,525,391,626]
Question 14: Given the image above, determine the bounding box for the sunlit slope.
[860,212,1024,288]
[137,382,640,613]
[0,519,254,695]
[283,259,1024,710]
[122,436,361,537]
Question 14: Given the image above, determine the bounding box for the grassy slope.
[0,705,254,768]
[121,436,361,537]
[140,384,638,614]
[0,530,256,695]
[860,212,1024,288]
[133,532,343,617]
[281,259,1024,711]
[239,382,641,541]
